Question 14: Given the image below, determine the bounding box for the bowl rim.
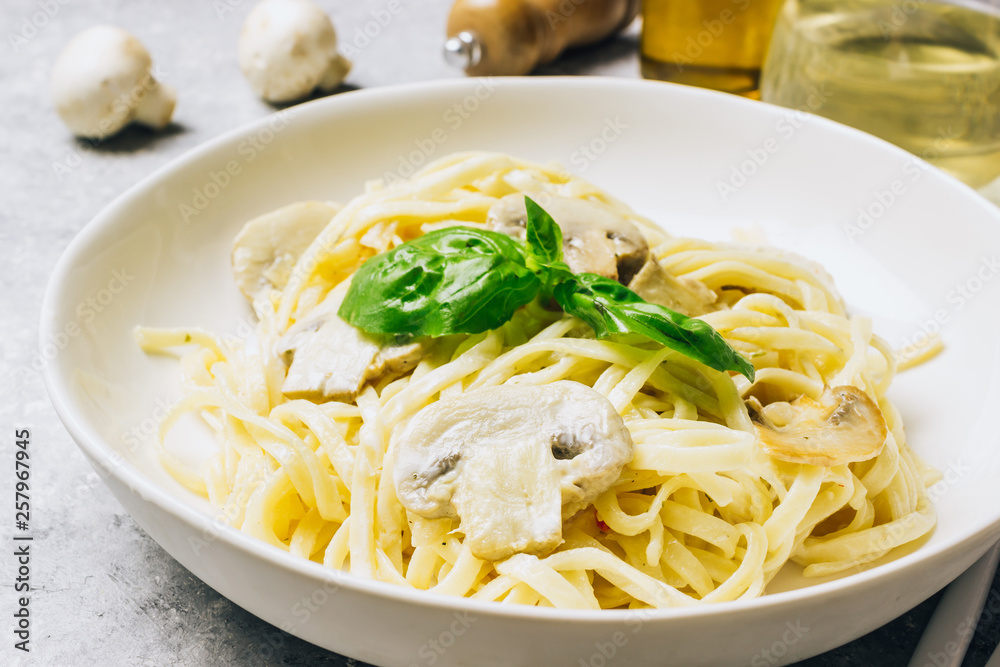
[40,75,1000,624]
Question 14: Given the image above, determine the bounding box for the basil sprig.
[339,197,754,381]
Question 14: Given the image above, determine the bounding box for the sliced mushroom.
[627,259,718,316]
[231,201,339,302]
[486,193,648,284]
[393,381,634,561]
[752,386,887,466]
[277,285,423,402]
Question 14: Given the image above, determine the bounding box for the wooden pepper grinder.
[444,0,640,76]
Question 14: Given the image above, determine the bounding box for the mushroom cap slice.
[754,386,888,466]
[276,284,423,402]
[486,193,649,284]
[231,201,339,302]
[451,439,564,561]
[627,259,718,317]
[393,381,634,561]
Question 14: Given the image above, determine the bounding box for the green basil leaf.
[554,273,756,382]
[339,227,540,337]
[524,195,573,294]
[524,196,563,266]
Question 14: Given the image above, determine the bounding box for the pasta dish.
[137,151,937,610]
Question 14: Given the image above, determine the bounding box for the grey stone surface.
[0,1,997,666]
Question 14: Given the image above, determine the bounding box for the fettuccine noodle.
[137,152,937,609]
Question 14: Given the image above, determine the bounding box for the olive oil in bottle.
[641,0,785,97]
[761,0,1000,188]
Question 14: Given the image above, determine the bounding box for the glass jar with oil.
[641,0,786,97]
[761,0,1000,188]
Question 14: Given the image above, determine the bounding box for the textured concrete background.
[1,1,998,665]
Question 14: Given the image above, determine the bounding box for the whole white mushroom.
[238,0,351,103]
[50,25,176,139]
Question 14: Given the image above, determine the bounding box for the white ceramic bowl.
[42,78,1000,666]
